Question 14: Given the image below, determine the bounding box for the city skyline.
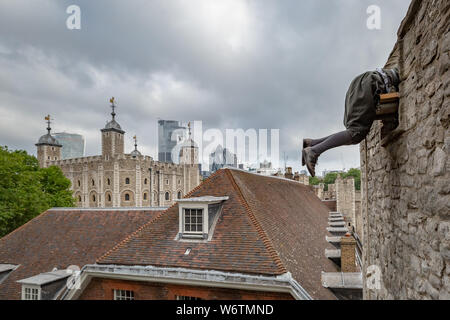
[0,0,411,174]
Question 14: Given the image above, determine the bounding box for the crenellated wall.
[360,0,449,299]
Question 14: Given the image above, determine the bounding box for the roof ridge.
[224,169,287,274]
[97,169,225,263]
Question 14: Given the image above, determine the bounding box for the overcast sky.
[0,0,410,174]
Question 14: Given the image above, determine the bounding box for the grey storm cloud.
[0,0,411,174]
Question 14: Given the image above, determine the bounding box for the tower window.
[78,195,81,202]
[108,194,111,202]
[143,193,147,200]
[78,180,81,187]
[178,191,182,199]
[125,178,130,184]
[107,178,111,185]
[166,179,169,185]
[92,195,96,202]
[125,193,130,201]
[144,178,148,185]
[165,192,170,201]
[92,179,95,186]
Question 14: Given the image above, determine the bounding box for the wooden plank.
[379,92,400,103]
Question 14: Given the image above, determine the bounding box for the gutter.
[63,264,312,300]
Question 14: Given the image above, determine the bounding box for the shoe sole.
[302,140,307,166]
[302,148,315,177]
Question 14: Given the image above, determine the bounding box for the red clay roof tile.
[0,209,161,300]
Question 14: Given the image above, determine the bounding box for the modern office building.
[53,132,85,160]
[158,120,186,163]
[209,145,238,173]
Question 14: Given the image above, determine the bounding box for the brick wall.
[360,0,449,299]
[78,278,294,300]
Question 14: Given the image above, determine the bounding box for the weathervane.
[44,115,52,134]
[187,121,191,138]
[109,97,116,120]
[133,135,138,150]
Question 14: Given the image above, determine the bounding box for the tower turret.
[179,122,199,165]
[35,115,62,168]
[130,135,142,158]
[101,97,125,159]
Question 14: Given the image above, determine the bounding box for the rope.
[364,138,370,299]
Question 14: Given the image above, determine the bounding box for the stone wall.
[360,0,449,299]
[336,176,355,228]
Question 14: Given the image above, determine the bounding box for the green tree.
[323,172,339,191]
[342,168,361,190]
[309,176,322,186]
[0,146,75,237]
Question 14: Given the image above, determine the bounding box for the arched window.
[165,192,170,201]
[177,191,182,199]
[78,195,81,202]
[92,195,96,202]
[108,194,111,202]
[144,178,148,185]
[125,178,130,184]
[78,180,81,187]
[92,179,95,186]
[125,193,130,201]
[143,193,147,200]
[107,178,110,186]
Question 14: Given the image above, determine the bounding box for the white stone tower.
[101,97,125,159]
[36,115,62,168]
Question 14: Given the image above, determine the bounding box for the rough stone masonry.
[360,0,449,299]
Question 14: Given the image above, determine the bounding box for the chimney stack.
[284,167,293,180]
[340,233,357,272]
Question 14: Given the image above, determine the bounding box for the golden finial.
[44,115,51,134]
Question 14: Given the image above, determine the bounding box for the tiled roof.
[0,209,161,300]
[99,169,338,300]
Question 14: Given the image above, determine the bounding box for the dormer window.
[177,196,228,241]
[0,264,17,285]
[18,270,69,300]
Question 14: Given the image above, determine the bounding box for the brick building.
[0,168,339,300]
[35,100,201,208]
[62,168,338,300]
[0,208,163,300]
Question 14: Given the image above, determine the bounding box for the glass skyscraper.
[53,132,85,160]
[158,120,186,163]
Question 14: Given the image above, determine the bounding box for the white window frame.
[22,285,41,300]
[114,289,134,300]
[178,203,208,239]
[183,208,204,235]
